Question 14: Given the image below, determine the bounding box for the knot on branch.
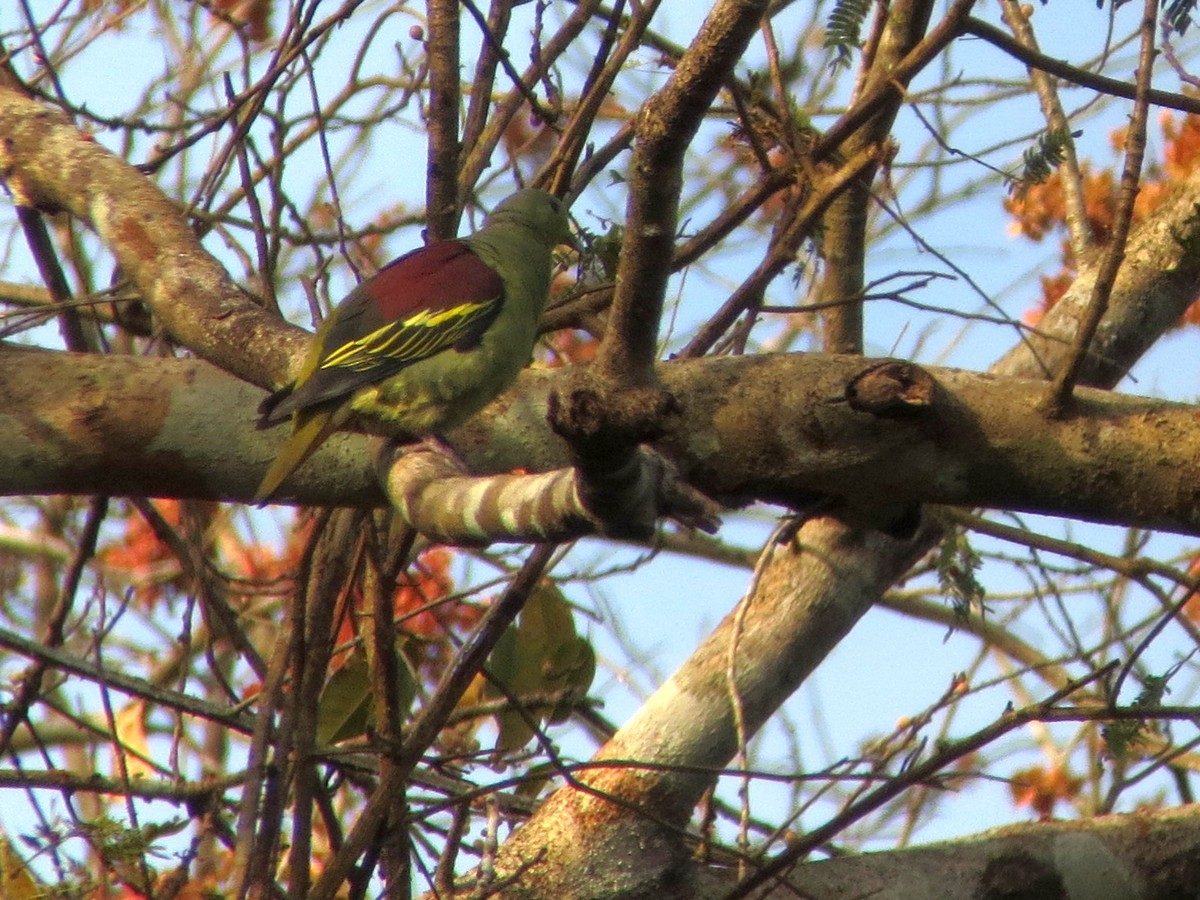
[547,383,677,449]
[546,384,718,539]
[842,360,936,418]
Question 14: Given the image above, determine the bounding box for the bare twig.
[0,623,253,733]
[0,496,106,754]
[13,206,89,350]
[999,0,1093,261]
[1045,0,1157,412]
[728,664,1117,897]
[964,16,1200,117]
[681,142,883,358]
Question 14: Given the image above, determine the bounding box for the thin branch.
[460,0,511,162]
[457,0,600,201]
[999,0,1093,261]
[130,498,266,681]
[681,142,883,358]
[729,664,1117,897]
[809,0,977,165]
[460,0,557,129]
[0,765,248,799]
[1045,0,1157,412]
[425,0,461,239]
[0,623,254,733]
[536,0,630,195]
[13,206,89,350]
[595,0,769,384]
[963,16,1200,117]
[0,496,106,754]
[224,73,276,313]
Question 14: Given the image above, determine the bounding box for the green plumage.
[255,189,572,502]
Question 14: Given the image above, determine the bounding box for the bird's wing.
[281,241,504,413]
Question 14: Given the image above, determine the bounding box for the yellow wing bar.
[319,299,497,373]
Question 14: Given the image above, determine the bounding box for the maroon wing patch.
[271,240,505,416]
[367,241,503,321]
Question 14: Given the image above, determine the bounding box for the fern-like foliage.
[937,530,986,622]
[1099,0,1196,34]
[1008,126,1079,197]
[825,0,873,69]
[1101,667,1176,761]
[1163,0,1197,33]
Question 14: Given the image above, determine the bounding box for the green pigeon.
[255,189,572,502]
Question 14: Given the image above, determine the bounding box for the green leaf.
[1103,661,1185,761]
[316,648,417,745]
[1008,126,1080,197]
[484,585,596,753]
[824,0,872,69]
[317,652,372,745]
[589,224,624,280]
[937,530,986,622]
[546,635,596,725]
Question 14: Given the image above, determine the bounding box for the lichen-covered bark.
[734,804,1200,899]
[5,351,1200,539]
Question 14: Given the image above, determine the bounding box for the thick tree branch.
[578,35,1200,900]
[7,3,1200,894]
[723,803,1200,899]
[994,163,1200,385]
[8,350,1200,539]
[379,442,720,545]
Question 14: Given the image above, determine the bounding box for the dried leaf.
[0,832,40,899]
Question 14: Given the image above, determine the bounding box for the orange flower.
[1009,764,1083,820]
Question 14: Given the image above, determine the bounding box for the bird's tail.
[254,405,339,503]
[256,383,297,428]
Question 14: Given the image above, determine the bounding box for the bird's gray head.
[485,189,573,248]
